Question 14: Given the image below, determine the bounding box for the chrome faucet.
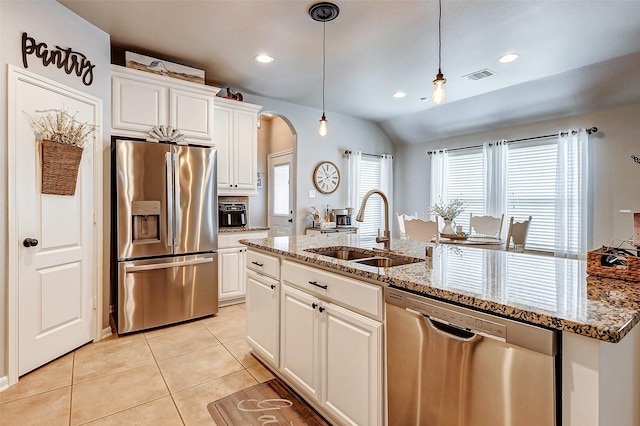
[356,189,391,250]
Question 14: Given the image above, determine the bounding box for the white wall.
[243,94,395,234]
[394,103,640,248]
[0,0,111,380]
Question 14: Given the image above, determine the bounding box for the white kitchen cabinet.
[245,248,280,368]
[218,230,269,306]
[214,97,261,195]
[280,284,321,400]
[280,283,383,426]
[111,65,218,145]
[218,247,246,304]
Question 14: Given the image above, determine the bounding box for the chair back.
[396,211,418,238]
[470,213,504,239]
[404,217,439,243]
[505,216,532,251]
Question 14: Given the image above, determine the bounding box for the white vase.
[442,219,454,235]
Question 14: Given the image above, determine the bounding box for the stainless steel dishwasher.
[385,287,558,426]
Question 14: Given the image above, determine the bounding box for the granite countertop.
[219,226,269,233]
[240,233,640,343]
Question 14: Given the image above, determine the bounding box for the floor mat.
[207,378,331,425]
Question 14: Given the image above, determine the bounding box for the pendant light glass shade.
[432,70,446,104]
[318,114,328,136]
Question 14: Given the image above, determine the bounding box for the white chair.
[404,217,440,244]
[505,216,532,251]
[395,211,418,239]
[470,213,504,240]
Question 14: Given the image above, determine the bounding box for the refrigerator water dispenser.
[131,201,161,243]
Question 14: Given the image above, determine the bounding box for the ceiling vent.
[463,69,496,81]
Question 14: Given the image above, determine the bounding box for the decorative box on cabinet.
[214,97,262,195]
[111,65,218,145]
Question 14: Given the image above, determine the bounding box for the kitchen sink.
[308,248,377,261]
[305,247,423,268]
[351,256,419,267]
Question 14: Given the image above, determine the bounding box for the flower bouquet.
[429,198,465,235]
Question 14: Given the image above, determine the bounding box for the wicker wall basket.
[41,140,83,196]
[586,248,640,283]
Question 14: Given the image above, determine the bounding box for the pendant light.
[309,2,340,136]
[432,0,446,104]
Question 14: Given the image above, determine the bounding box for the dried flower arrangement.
[26,108,98,148]
[430,198,465,221]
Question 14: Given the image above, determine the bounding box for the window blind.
[446,150,483,232]
[507,141,557,252]
[358,157,382,242]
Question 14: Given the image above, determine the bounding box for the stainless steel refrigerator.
[114,138,218,334]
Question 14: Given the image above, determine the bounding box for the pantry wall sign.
[21,32,95,86]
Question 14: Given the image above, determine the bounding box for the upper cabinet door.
[170,88,214,141]
[111,65,219,144]
[112,75,168,133]
[234,109,257,191]
[214,105,233,188]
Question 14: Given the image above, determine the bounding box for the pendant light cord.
[437,0,442,73]
[322,21,326,114]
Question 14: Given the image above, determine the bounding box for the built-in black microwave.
[219,203,247,227]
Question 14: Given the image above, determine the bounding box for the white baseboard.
[0,375,9,392]
[101,326,112,340]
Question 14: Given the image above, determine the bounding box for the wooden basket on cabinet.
[586,248,640,282]
[41,140,83,196]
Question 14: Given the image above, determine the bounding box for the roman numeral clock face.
[313,161,340,194]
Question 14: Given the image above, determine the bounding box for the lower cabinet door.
[322,303,383,426]
[280,284,320,401]
[246,270,279,367]
[218,247,245,303]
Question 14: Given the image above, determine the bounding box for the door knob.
[23,238,38,247]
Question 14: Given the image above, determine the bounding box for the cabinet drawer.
[282,260,383,320]
[246,250,280,279]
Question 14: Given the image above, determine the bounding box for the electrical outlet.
[634,212,640,246]
[309,189,316,198]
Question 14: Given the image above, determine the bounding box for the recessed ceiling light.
[498,53,519,63]
[255,54,274,63]
[392,91,406,98]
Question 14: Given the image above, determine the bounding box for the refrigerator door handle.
[165,152,174,248]
[125,257,213,273]
[173,152,181,246]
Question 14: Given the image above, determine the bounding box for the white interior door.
[268,151,294,237]
[10,68,98,376]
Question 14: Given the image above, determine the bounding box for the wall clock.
[313,161,340,194]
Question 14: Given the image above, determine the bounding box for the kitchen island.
[241,233,640,426]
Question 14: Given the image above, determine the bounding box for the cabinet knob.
[319,306,325,313]
[312,303,318,310]
[23,238,38,247]
[270,284,276,290]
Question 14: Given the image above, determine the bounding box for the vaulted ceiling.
[58,0,640,145]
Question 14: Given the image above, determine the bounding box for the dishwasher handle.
[407,307,479,342]
[427,317,477,341]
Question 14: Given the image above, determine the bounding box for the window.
[507,140,557,252]
[273,163,290,215]
[445,149,483,232]
[432,131,587,256]
[357,156,382,242]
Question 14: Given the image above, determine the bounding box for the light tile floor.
[0,303,274,425]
